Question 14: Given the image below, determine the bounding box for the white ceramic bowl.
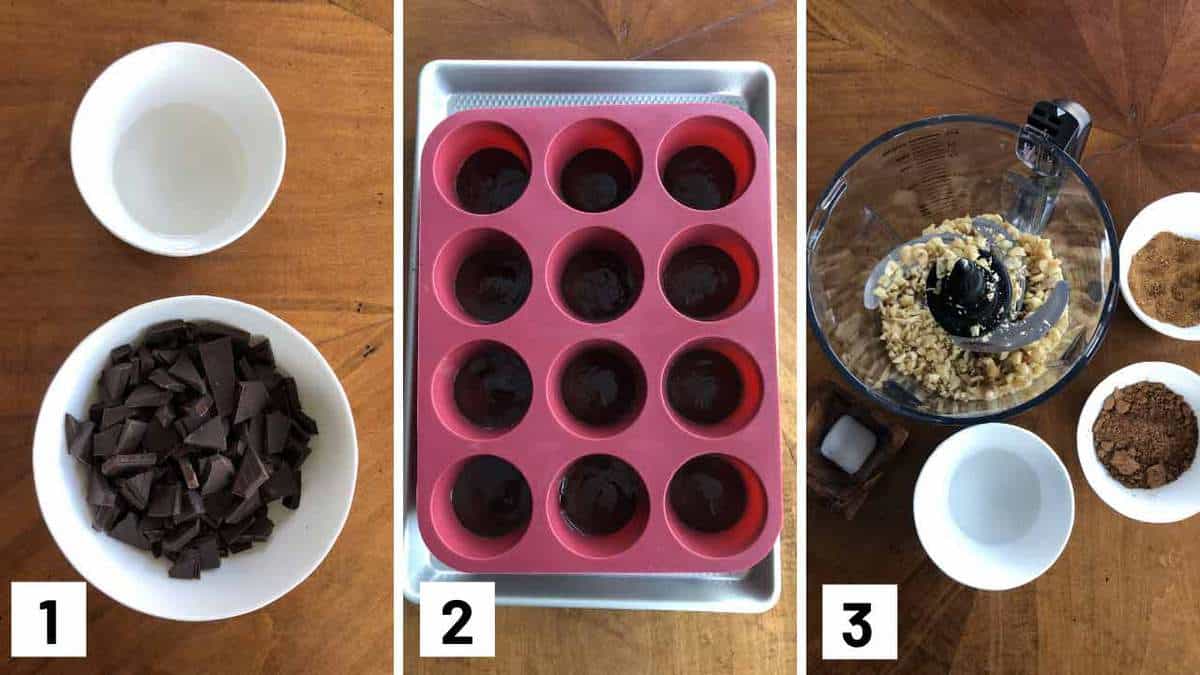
[32,296,356,621]
[1119,192,1200,340]
[71,42,286,256]
[1077,361,1200,523]
[913,423,1074,591]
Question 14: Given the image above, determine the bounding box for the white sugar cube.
[820,414,877,475]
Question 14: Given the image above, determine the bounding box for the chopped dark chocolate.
[74,319,319,578]
[111,513,152,550]
[199,337,237,418]
[232,449,269,498]
[234,381,269,425]
[100,405,135,430]
[168,353,207,394]
[168,548,201,579]
[115,419,148,452]
[202,455,235,495]
[118,470,155,510]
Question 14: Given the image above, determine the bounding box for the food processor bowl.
[808,103,1118,423]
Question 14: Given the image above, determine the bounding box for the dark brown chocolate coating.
[453,344,532,430]
[666,348,743,425]
[558,455,643,536]
[455,147,529,214]
[559,148,634,213]
[663,245,740,319]
[455,239,531,324]
[560,347,640,427]
[560,249,640,322]
[451,455,532,538]
[662,146,736,211]
[669,454,747,533]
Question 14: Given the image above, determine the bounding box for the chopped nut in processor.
[872,214,1069,401]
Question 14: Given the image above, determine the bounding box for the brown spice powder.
[1093,381,1197,488]
[1129,231,1200,326]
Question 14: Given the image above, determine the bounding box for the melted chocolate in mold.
[560,348,640,428]
[669,454,747,533]
[455,240,531,323]
[560,148,634,213]
[453,345,532,430]
[662,146,736,211]
[560,248,640,322]
[455,147,529,214]
[451,455,532,538]
[666,348,743,426]
[559,455,643,536]
[663,245,741,319]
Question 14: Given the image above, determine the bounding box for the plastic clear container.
[807,112,1118,423]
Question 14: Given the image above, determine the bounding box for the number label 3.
[822,584,897,661]
[419,582,495,658]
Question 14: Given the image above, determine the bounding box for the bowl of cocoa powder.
[1121,192,1200,340]
[1077,361,1200,523]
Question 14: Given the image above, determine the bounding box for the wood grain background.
[403,1,797,673]
[808,1,1200,672]
[0,2,392,672]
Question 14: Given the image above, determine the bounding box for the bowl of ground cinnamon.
[1077,361,1200,523]
[1121,192,1200,340]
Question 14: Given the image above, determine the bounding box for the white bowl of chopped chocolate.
[1077,361,1200,523]
[32,296,357,621]
[1120,192,1200,341]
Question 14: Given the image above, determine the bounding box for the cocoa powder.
[1093,381,1197,488]
[1129,232,1200,327]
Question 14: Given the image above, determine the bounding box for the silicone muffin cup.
[416,103,780,573]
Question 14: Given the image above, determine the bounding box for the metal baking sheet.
[403,59,780,612]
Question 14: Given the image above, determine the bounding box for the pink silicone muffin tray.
[415,103,780,573]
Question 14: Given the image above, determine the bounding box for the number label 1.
[420,582,495,657]
[11,582,86,658]
[822,585,897,660]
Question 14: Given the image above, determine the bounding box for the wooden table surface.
[0,2,392,672]
[402,1,797,673]
[808,1,1200,672]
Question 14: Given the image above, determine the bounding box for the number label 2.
[419,582,495,657]
[441,600,473,645]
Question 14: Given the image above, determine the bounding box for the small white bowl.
[1119,192,1200,340]
[32,296,356,621]
[1077,361,1200,523]
[71,43,286,256]
[914,423,1074,591]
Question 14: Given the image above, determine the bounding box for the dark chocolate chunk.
[140,516,169,542]
[168,353,207,394]
[162,519,201,553]
[147,368,186,393]
[152,348,180,366]
[67,418,95,464]
[237,356,257,382]
[118,469,155,511]
[100,405,135,430]
[202,490,238,525]
[265,411,290,455]
[177,489,205,522]
[199,337,236,418]
[183,394,215,419]
[224,491,261,524]
[154,404,176,428]
[232,450,269,498]
[245,414,265,456]
[282,489,301,510]
[177,457,200,490]
[142,419,180,456]
[168,548,201,579]
[148,482,180,518]
[65,413,83,442]
[92,504,121,531]
[228,540,253,554]
[115,419,148,452]
[145,319,189,348]
[110,344,134,364]
[201,455,235,495]
[195,535,221,570]
[243,516,274,542]
[184,416,227,451]
[102,362,133,401]
[248,335,274,365]
[234,381,269,425]
[88,467,117,506]
[194,321,251,346]
[293,410,319,436]
[111,513,152,550]
[176,414,210,436]
[282,442,311,469]
[101,453,157,477]
[260,465,299,503]
[92,425,121,457]
[127,383,171,408]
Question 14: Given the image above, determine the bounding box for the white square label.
[419,582,495,658]
[11,582,87,658]
[822,584,897,660]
